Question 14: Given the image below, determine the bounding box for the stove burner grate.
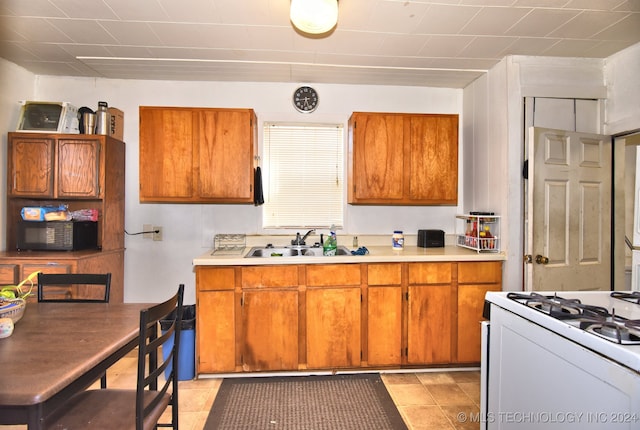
[507,292,610,320]
[507,292,640,344]
[584,320,640,345]
[611,291,640,305]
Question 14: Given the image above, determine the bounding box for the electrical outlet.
[153,226,163,241]
[143,224,153,239]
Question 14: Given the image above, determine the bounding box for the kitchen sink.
[244,246,351,258]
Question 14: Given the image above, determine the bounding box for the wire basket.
[0,298,26,324]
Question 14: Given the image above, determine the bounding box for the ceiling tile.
[356,1,430,33]
[593,14,640,40]
[0,0,65,17]
[543,38,603,56]
[506,8,581,37]
[549,11,629,38]
[459,36,517,58]
[0,42,40,62]
[460,6,532,35]
[46,0,119,20]
[99,21,163,46]
[102,0,169,21]
[12,42,76,61]
[2,17,73,43]
[148,23,252,49]
[378,34,429,57]
[418,35,476,57]
[498,37,561,56]
[415,4,482,35]
[48,19,119,44]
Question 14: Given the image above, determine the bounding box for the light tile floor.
[1,350,480,430]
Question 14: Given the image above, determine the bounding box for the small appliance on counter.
[15,101,79,134]
[16,220,98,251]
[417,229,445,248]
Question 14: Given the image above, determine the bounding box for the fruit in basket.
[0,271,39,300]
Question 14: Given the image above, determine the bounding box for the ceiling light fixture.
[290,0,338,35]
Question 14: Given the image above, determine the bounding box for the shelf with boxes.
[456,213,500,252]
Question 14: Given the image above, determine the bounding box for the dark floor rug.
[203,373,408,430]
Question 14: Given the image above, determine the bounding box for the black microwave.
[16,221,98,251]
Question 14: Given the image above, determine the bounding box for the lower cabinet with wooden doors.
[195,260,501,375]
[406,262,453,365]
[0,249,124,302]
[305,264,362,369]
[456,261,502,363]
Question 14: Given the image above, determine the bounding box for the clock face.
[293,86,319,113]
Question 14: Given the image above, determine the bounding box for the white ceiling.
[1,0,640,88]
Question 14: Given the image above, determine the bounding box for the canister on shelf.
[392,231,404,250]
[95,101,111,135]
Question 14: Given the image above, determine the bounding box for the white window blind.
[263,122,344,229]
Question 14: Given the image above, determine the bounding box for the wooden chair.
[37,273,111,303]
[44,284,185,430]
[38,272,112,388]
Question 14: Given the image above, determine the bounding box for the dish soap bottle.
[323,225,337,256]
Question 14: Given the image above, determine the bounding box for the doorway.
[618,132,640,291]
[523,97,608,291]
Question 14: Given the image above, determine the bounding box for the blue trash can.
[161,305,195,381]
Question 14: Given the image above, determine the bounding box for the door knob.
[524,254,532,264]
[535,255,549,264]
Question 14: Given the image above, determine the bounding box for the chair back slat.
[37,273,111,303]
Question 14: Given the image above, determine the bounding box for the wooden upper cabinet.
[196,110,255,201]
[139,106,257,203]
[348,113,405,201]
[348,112,458,205]
[8,136,54,197]
[139,108,194,200]
[407,115,458,203]
[57,139,101,198]
[8,135,101,198]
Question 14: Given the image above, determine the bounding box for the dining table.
[0,301,152,429]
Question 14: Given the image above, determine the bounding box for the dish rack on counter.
[456,214,500,252]
[212,234,246,255]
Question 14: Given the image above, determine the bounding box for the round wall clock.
[293,86,319,113]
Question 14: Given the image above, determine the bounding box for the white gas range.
[481,290,640,429]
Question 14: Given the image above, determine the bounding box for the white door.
[526,127,611,291]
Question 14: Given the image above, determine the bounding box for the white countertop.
[193,244,506,266]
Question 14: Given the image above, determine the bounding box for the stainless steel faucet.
[291,229,315,246]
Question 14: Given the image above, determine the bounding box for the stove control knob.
[535,255,549,264]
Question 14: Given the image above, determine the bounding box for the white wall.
[605,43,640,135]
[0,59,35,253]
[3,76,463,304]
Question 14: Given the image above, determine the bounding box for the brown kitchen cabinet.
[139,106,257,203]
[3,132,126,302]
[196,267,237,373]
[348,112,458,205]
[406,262,453,364]
[240,265,299,371]
[305,264,362,369]
[365,263,402,366]
[194,260,501,375]
[456,261,502,363]
[0,250,124,303]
